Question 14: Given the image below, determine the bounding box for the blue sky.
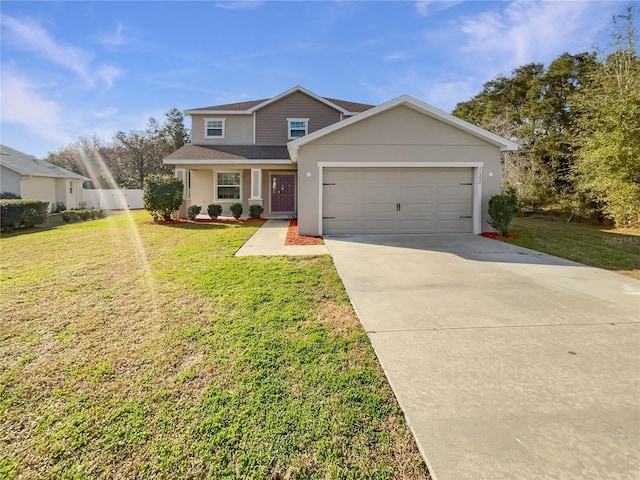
[0,0,630,158]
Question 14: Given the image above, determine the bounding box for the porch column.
[249,168,262,204]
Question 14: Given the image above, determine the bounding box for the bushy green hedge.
[143,175,183,221]
[487,194,517,236]
[207,203,222,219]
[187,204,201,220]
[249,204,263,219]
[230,203,243,219]
[0,199,49,230]
[61,209,105,223]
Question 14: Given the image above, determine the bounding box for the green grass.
[0,211,428,479]
[505,216,640,279]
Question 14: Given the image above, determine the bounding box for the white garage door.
[322,167,473,234]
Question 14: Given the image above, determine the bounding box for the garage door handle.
[459,215,472,218]
[460,183,473,185]
[396,203,401,211]
[323,183,336,186]
[323,216,335,219]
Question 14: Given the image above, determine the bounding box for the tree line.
[45,108,190,190]
[452,8,639,225]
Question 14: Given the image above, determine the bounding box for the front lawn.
[0,211,428,479]
[504,216,640,279]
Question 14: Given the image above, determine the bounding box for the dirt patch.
[285,219,324,245]
[303,302,360,336]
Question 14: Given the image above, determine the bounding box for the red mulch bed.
[285,219,324,245]
[148,218,265,225]
[480,232,517,240]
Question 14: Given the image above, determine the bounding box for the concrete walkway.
[325,234,640,480]
[235,219,328,256]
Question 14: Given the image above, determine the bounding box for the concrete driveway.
[325,234,640,480]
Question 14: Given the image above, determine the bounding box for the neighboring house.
[164,86,518,236]
[0,144,88,212]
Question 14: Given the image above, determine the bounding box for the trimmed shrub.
[229,203,243,220]
[187,204,202,220]
[0,192,21,199]
[487,194,517,236]
[143,175,184,221]
[61,209,104,223]
[0,199,49,230]
[249,204,264,219]
[78,209,92,221]
[207,203,222,219]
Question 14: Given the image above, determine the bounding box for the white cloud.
[215,1,264,11]
[96,64,124,91]
[0,73,72,144]
[415,1,463,16]
[93,106,119,119]
[384,52,410,61]
[423,80,479,110]
[1,15,125,91]
[98,22,127,48]
[459,1,613,75]
[0,15,94,84]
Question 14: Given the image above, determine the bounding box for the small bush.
[187,205,202,220]
[230,203,243,220]
[487,194,517,236]
[0,199,49,230]
[143,175,184,222]
[61,209,104,223]
[249,204,264,219]
[78,209,92,221]
[61,211,74,223]
[207,203,222,219]
[0,192,21,199]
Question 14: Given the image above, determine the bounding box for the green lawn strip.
[0,210,428,479]
[504,216,640,279]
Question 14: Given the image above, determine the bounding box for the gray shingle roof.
[0,145,88,180]
[165,144,291,161]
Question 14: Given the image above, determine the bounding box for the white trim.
[186,110,251,115]
[215,171,242,202]
[204,118,225,139]
[250,168,262,200]
[288,95,519,162]
[317,161,484,168]
[473,167,482,234]
[164,159,293,165]
[287,118,309,140]
[252,112,256,145]
[317,162,483,236]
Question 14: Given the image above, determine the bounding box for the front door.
[271,174,295,212]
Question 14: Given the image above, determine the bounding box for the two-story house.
[164,86,518,236]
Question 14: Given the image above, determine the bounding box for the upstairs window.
[205,118,225,138]
[288,118,309,139]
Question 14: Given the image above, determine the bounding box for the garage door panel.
[323,167,474,234]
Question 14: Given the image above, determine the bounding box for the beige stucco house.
[0,144,87,212]
[164,86,518,236]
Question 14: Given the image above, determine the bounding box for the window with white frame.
[205,118,225,138]
[287,118,309,139]
[217,172,241,200]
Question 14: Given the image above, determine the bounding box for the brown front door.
[271,174,295,212]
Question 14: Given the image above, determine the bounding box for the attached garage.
[288,95,518,237]
[322,167,474,234]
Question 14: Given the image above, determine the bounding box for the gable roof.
[184,86,374,116]
[0,144,88,180]
[164,144,291,164]
[287,95,519,162]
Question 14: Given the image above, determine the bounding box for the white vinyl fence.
[83,189,144,210]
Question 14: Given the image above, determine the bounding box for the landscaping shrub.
[0,199,48,230]
[0,192,21,199]
[207,203,222,219]
[230,203,243,219]
[487,194,517,236]
[249,204,264,219]
[143,174,183,221]
[60,209,104,223]
[187,204,202,220]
